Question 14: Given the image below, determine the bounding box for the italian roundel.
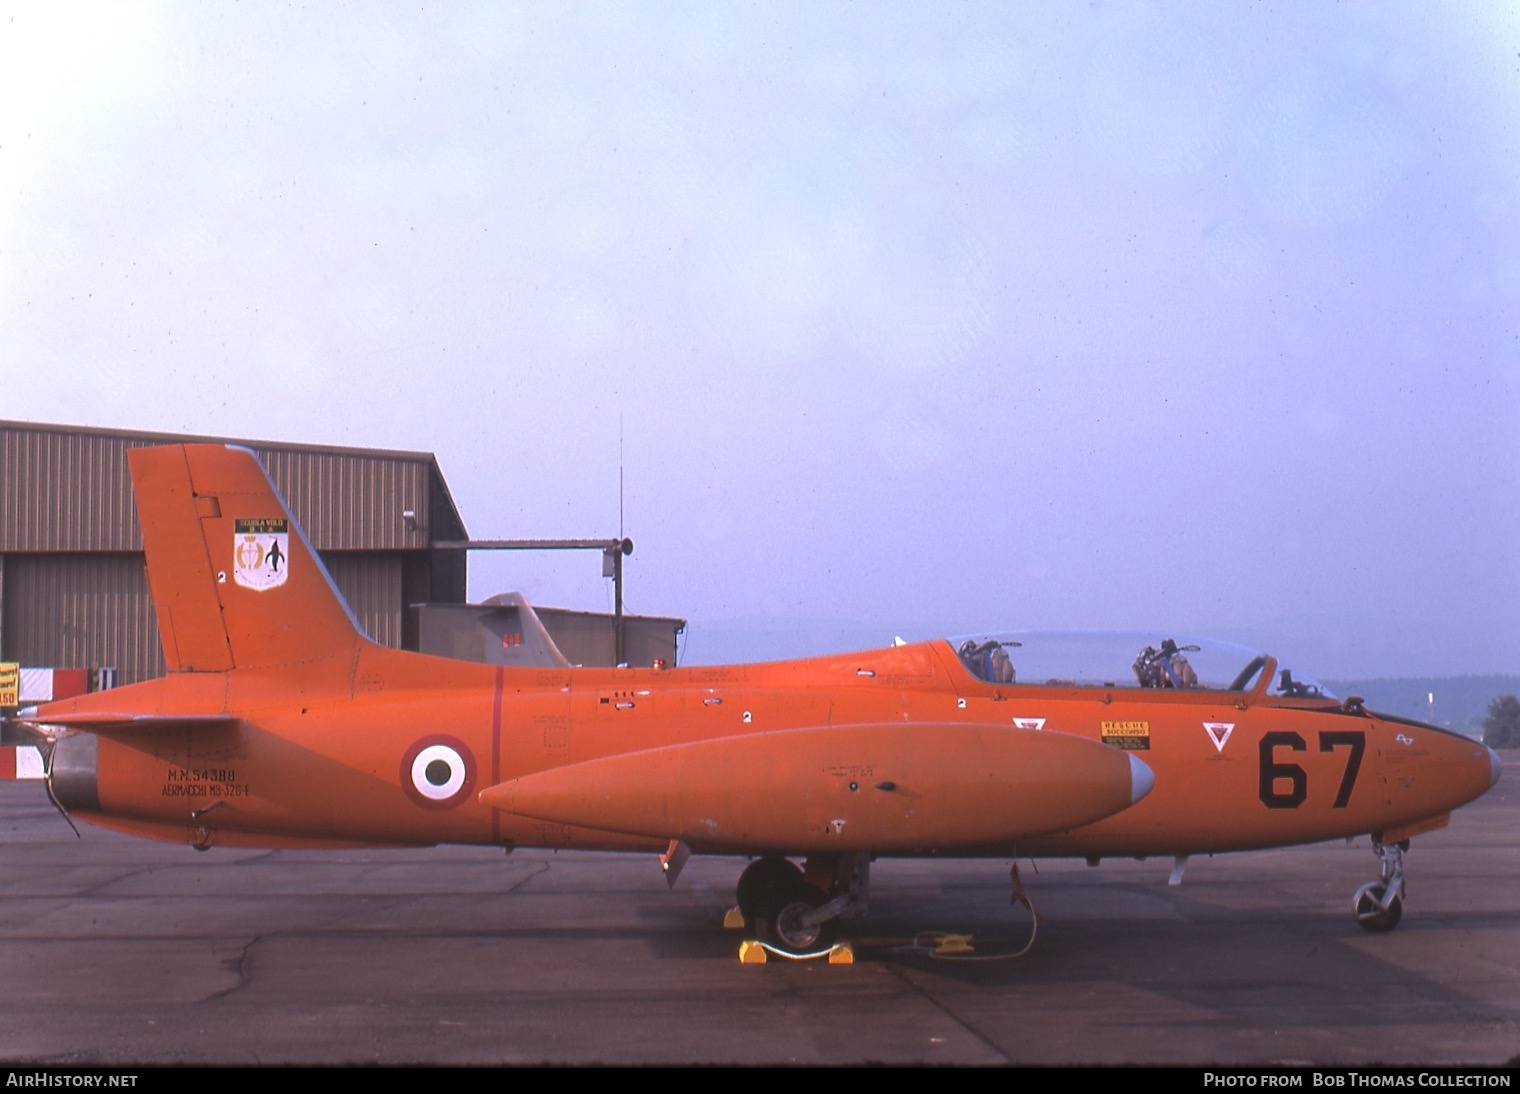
[401,736,477,810]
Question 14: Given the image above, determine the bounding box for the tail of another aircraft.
[128,444,366,673]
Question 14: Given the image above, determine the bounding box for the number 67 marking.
[1258,730,1365,809]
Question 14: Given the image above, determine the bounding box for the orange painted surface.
[28,445,1497,865]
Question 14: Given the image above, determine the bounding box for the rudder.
[129,444,365,672]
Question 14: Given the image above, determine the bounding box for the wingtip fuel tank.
[479,723,1154,852]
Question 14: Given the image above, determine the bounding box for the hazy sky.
[2,2,1516,676]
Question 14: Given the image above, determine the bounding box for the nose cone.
[1386,723,1505,818]
[1129,753,1155,804]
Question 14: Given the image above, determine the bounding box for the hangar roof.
[0,420,467,552]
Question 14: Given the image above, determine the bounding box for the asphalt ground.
[0,757,1515,1066]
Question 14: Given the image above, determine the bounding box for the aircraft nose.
[1129,753,1155,804]
[1488,745,1503,789]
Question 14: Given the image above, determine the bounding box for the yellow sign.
[0,663,19,708]
[1100,719,1151,751]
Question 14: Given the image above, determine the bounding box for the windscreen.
[948,632,1336,698]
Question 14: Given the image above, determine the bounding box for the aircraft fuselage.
[48,638,1495,859]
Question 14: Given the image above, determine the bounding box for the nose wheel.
[1352,839,1406,933]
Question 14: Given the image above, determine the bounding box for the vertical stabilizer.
[128,444,365,672]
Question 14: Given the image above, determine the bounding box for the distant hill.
[1323,675,1520,736]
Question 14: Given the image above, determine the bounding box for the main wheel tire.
[1353,882,1403,932]
[756,882,838,955]
[736,856,803,921]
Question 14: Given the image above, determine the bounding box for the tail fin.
[129,444,364,672]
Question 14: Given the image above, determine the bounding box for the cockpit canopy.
[950,632,1336,699]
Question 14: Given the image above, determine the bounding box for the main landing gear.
[1352,839,1407,932]
[735,852,869,956]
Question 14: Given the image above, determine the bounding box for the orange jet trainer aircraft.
[14,444,1501,955]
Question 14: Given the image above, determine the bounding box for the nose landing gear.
[1352,839,1406,932]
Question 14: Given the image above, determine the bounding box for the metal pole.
[614,547,624,666]
[436,538,633,664]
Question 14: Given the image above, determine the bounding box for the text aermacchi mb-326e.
[10,445,1499,955]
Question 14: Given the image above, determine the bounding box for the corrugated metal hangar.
[1,421,683,698]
